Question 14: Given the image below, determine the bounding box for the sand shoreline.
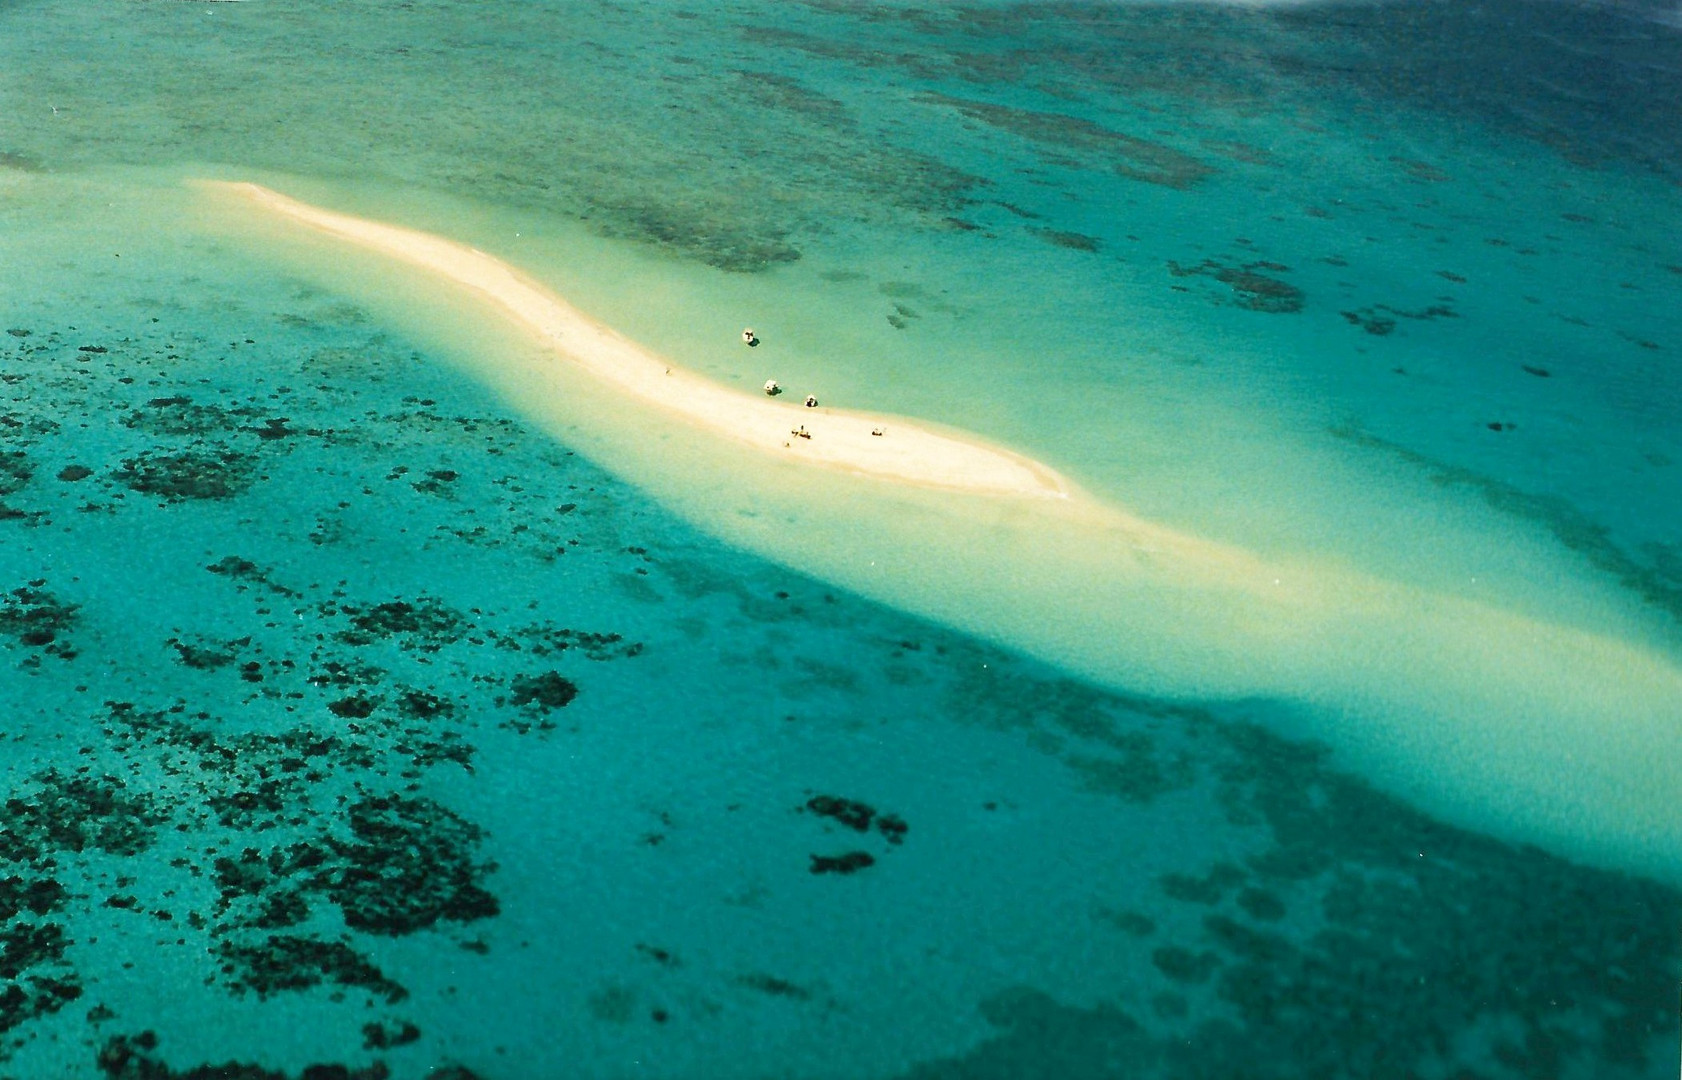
[197,179,1682,881]
[203,181,1071,500]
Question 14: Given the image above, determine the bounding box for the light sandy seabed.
[201,177,1682,882]
[205,182,1071,500]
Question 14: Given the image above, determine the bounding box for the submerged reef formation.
[914,93,1215,191]
[96,1030,410,1080]
[0,306,655,1075]
[0,205,1677,1078]
[0,584,78,658]
[894,671,1680,1080]
[1333,424,1682,630]
[1167,259,1305,314]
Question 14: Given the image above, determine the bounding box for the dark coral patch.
[803,796,907,845]
[0,450,33,496]
[917,93,1214,189]
[1031,228,1102,253]
[0,584,77,651]
[0,770,166,1038]
[114,446,257,501]
[251,418,294,442]
[876,813,908,845]
[336,598,464,651]
[735,973,812,1000]
[123,396,259,438]
[361,1020,420,1049]
[327,695,378,720]
[1169,259,1304,314]
[411,468,458,495]
[214,934,406,1003]
[1236,886,1287,921]
[0,770,164,862]
[589,195,802,273]
[323,796,499,936]
[0,876,65,921]
[167,635,247,670]
[806,795,875,832]
[1342,303,1458,335]
[204,555,292,594]
[394,688,453,719]
[508,671,579,712]
[1151,945,1221,984]
[0,922,81,1036]
[207,786,286,829]
[1341,309,1396,335]
[96,1032,392,1080]
[809,852,875,875]
[252,889,309,930]
[514,624,644,660]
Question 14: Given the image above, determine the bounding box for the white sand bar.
[195,182,1682,880]
[206,182,1070,499]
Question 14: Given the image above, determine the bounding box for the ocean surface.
[1,1,1679,1077]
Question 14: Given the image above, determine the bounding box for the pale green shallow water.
[0,1,1679,1078]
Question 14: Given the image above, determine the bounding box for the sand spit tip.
[202,179,1073,501]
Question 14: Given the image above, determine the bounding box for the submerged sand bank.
[199,176,1682,880]
[204,181,1069,500]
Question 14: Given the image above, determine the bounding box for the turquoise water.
[1,1,1679,1077]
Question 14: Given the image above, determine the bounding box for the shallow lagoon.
[0,2,1679,1077]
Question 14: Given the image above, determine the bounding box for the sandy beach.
[197,177,1682,881]
[204,181,1071,500]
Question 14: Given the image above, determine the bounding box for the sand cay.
[204,181,1070,500]
[201,177,1682,880]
